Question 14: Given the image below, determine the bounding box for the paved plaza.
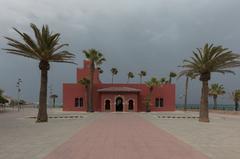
[0,108,240,159]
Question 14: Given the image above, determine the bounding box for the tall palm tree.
[83,49,105,112]
[179,43,240,122]
[111,68,118,83]
[3,23,75,122]
[231,89,240,111]
[49,94,58,108]
[138,70,147,83]
[127,72,134,83]
[79,78,90,110]
[209,83,225,110]
[168,72,177,83]
[145,77,160,112]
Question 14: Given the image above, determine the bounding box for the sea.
[176,104,236,111]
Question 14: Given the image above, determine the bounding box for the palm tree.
[0,88,8,105]
[127,72,134,83]
[159,77,167,84]
[138,70,147,83]
[209,83,225,110]
[0,89,3,96]
[79,78,90,109]
[231,89,240,111]
[179,43,240,122]
[3,23,75,122]
[145,77,160,112]
[168,72,177,83]
[0,96,8,105]
[83,49,105,112]
[97,67,104,74]
[111,68,118,83]
[49,94,58,108]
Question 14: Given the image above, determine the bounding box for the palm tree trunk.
[184,76,189,111]
[53,98,55,108]
[169,77,172,84]
[89,60,94,112]
[199,80,209,122]
[140,76,142,84]
[235,101,239,111]
[37,68,48,122]
[86,87,89,110]
[112,75,114,84]
[146,95,151,112]
[213,95,217,110]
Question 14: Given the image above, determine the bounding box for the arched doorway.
[115,97,123,112]
[105,100,111,111]
[128,99,134,111]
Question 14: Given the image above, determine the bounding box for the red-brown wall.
[63,84,87,111]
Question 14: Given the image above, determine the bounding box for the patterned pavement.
[44,113,208,159]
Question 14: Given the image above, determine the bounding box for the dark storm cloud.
[0,0,240,104]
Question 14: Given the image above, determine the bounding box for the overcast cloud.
[0,0,240,105]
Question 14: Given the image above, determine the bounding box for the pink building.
[63,60,176,112]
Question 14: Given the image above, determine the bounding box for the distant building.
[63,60,175,112]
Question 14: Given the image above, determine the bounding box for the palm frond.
[179,43,240,80]
[3,23,75,64]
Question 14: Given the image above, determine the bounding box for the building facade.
[63,60,176,112]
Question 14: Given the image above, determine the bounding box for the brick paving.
[44,113,208,159]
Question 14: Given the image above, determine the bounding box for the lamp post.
[16,78,22,111]
[49,84,53,108]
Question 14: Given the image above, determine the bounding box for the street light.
[16,78,22,111]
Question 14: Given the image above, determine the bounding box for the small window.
[155,98,164,107]
[128,100,134,110]
[75,98,79,107]
[155,98,160,107]
[75,97,83,107]
[160,98,164,107]
[79,97,83,107]
[105,100,111,111]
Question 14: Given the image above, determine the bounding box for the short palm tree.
[209,83,225,110]
[179,43,240,122]
[111,68,118,83]
[83,49,105,112]
[0,89,3,96]
[138,70,147,83]
[0,89,8,105]
[97,67,104,74]
[78,78,90,109]
[127,72,134,83]
[168,72,177,83]
[49,94,58,108]
[145,77,160,112]
[231,89,240,111]
[0,96,8,105]
[159,77,167,84]
[3,23,75,122]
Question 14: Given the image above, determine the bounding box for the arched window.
[105,100,111,111]
[128,100,134,111]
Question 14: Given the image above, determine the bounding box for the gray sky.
[0,0,240,105]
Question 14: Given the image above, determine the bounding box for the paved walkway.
[44,113,208,159]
